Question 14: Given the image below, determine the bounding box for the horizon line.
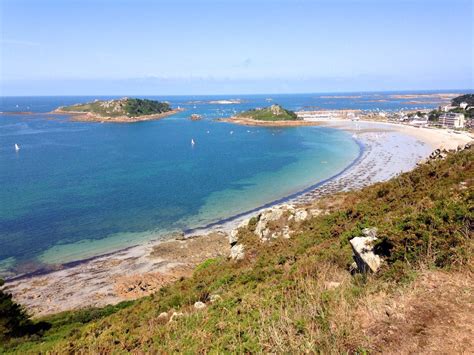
[1,88,473,98]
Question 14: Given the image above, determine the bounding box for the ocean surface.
[0,92,460,277]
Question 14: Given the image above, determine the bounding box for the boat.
[14,143,20,151]
[191,139,195,146]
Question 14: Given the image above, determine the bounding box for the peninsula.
[53,98,181,122]
[221,104,320,126]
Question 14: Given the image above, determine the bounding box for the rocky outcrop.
[228,204,314,259]
[350,228,382,273]
[253,204,312,242]
[427,143,472,162]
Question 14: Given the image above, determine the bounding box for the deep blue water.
[0,92,461,276]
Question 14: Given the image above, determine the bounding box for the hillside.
[451,94,474,107]
[1,146,472,353]
[236,104,299,121]
[54,98,176,122]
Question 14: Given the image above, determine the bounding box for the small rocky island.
[53,97,181,122]
[222,104,317,126]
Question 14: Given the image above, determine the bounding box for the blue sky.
[1,0,472,95]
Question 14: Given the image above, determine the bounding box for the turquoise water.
[0,92,449,276]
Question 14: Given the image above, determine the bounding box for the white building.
[439,113,465,129]
[410,118,429,127]
[440,105,456,112]
[460,102,468,110]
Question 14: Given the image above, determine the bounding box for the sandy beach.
[4,120,472,317]
[218,117,322,126]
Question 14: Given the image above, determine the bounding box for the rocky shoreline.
[4,120,472,317]
[51,108,183,123]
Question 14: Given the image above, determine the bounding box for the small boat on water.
[191,139,195,146]
[15,143,20,151]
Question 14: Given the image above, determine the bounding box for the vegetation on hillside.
[1,147,472,353]
[236,104,299,121]
[451,94,474,107]
[429,94,474,122]
[58,98,171,118]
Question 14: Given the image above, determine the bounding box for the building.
[440,105,456,112]
[410,117,429,127]
[439,113,465,129]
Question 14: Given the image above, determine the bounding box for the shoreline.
[50,108,183,123]
[4,139,365,283]
[4,120,472,316]
[218,117,321,127]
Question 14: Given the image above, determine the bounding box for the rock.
[350,234,382,273]
[230,244,245,260]
[169,312,184,322]
[294,209,308,222]
[194,301,206,310]
[362,227,378,238]
[282,226,291,239]
[158,312,168,320]
[209,294,221,303]
[254,206,289,241]
[229,229,239,246]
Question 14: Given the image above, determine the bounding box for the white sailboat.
[14,143,20,151]
[191,139,195,146]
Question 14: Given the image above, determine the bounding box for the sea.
[0,91,462,277]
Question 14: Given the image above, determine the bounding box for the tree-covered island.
[53,98,181,122]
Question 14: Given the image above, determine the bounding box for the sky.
[1,0,473,95]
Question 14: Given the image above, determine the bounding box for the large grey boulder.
[350,228,382,273]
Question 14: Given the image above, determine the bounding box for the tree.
[0,278,33,341]
[0,279,51,342]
